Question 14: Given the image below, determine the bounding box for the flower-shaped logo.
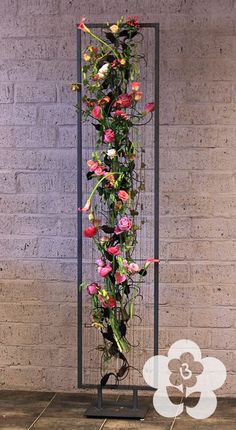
[143,339,227,420]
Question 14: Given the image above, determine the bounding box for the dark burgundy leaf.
[101,225,114,233]
[100,373,113,386]
[119,321,126,336]
[104,32,116,43]
[117,363,128,378]
[139,269,147,276]
[92,122,103,131]
[86,171,94,180]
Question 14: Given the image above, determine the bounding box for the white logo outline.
[143,339,227,420]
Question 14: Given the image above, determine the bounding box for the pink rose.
[107,245,121,256]
[87,283,99,295]
[114,94,133,108]
[114,216,133,235]
[118,190,129,202]
[98,265,112,277]
[115,272,127,284]
[144,102,155,113]
[104,129,115,143]
[128,262,140,273]
[91,105,103,120]
[114,110,129,120]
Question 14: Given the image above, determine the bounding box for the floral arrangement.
[76,16,159,385]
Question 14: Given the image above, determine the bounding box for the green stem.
[88,31,119,58]
[109,310,130,353]
[88,171,121,203]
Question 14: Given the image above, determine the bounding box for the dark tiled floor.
[0,391,235,429]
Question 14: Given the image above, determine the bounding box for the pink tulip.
[98,265,112,277]
[87,283,99,295]
[115,272,127,284]
[91,105,103,120]
[144,102,155,113]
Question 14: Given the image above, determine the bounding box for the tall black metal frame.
[77,22,159,417]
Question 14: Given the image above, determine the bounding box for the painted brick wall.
[0,0,236,395]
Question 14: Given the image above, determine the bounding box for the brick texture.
[0,0,236,396]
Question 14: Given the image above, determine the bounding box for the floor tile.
[0,391,54,430]
[103,420,173,430]
[31,417,104,430]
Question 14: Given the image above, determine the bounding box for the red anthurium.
[107,245,121,256]
[115,272,127,284]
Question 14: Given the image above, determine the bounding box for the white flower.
[97,63,109,79]
[106,149,117,159]
[143,339,227,420]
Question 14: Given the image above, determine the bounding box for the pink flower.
[126,16,140,28]
[144,258,160,268]
[107,245,121,256]
[104,129,115,143]
[96,258,105,267]
[128,262,140,273]
[91,105,103,120]
[77,17,91,33]
[114,94,133,108]
[84,225,97,238]
[87,159,99,172]
[114,110,129,120]
[115,272,127,284]
[108,297,116,308]
[78,198,91,213]
[98,265,112,277]
[94,166,106,176]
[118,190,129,202]
[144,102,155,113]
[131,81,140,91]
[87,282,99,295]
[114,216,133,235]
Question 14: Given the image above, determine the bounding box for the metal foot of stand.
[85,387,150,419]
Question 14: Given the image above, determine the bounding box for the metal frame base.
[85,388,150,419]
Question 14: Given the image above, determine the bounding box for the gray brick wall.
[0,0,236,395]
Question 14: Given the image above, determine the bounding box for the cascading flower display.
[76,16,159,385]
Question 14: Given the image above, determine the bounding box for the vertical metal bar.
[154,24,160,356]
[97,387,103,409]
[132,389,138,410]
[77,28,83,388]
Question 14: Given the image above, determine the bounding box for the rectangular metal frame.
[77,22,159,391]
